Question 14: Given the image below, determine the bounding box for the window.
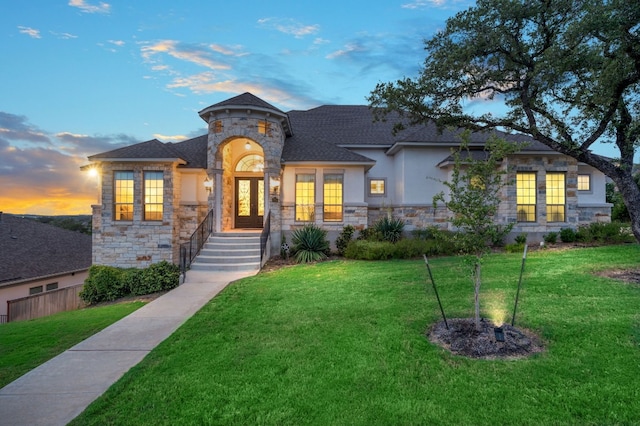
[324,174,343,221]
[578,174,591,191]
[46,283,58,291]
[144,171,164,221]
[546,173,566,222]
[516,172,536,222]
[114,171,134,221]
[213,120,223,133]
[296,173,315,221]
[29,286,43,295]
[369,179,386,196]
[235,154,264,172]
[258,120,270,135]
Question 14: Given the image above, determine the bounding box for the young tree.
[369,0,640,242]
[434,134,519,331]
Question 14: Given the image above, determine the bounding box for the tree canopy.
[369,0,640,241]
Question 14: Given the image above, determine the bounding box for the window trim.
[546,172,566,223]
[516,172,537,223]
[577,173,592,192]
[143,171,164,221]
[114,171,134,221]
[368,178,387,197]
[323,173,344,222]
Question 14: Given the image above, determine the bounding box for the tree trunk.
[610,171,640,243]
[473,260,482,331]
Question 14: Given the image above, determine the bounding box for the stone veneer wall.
[205,110,286,236]
[92,162,181,268]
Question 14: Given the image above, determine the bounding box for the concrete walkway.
[0,269,257,426]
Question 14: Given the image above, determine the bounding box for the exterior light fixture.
[245,141,251,150]
[203,176,213,192]
[494,326,505,342]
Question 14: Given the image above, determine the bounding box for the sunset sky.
[0,1,630,216]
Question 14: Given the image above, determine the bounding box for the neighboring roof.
[0,214,92,287]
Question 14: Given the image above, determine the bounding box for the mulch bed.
[595,268,640,285]
[428,318,545,360]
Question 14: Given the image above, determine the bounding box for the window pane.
[370,179,385,195]
[144,171,163,221]
[324,174,343,221]
[578,174,590,191]
[516,173,536,222]
[296,174,315,221]
[114,171,134,221]
[546,173,565,222]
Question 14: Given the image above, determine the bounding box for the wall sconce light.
[269,176,281,196]
[203,176,213,192]
[245,140,251,150]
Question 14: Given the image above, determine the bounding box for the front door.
[235,177,264,228]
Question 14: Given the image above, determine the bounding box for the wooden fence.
[7,284,86,322]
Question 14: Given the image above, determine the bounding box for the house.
[0,213,91,321]
[84,92,611,270]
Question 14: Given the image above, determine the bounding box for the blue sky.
[2,0,475,214]
[0,0,627,215]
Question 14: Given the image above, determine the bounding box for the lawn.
[71,245,640,425]
[0,301,146,388]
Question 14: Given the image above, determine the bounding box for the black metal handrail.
[180,210,213,280]
[260,211,271,265]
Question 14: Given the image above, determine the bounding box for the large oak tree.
[369,0,640,241]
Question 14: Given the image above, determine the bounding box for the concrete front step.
[189,232,263,272]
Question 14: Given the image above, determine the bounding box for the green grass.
[0,301,145,388]
[71,245,640,425]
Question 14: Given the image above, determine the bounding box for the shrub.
[335,225,355,256]
[80,261,180,305]
[505,243,525,253]
[357,227,380,241]
[291,224,330,263]
[344,240,395,260]
[560,227,577,243]
[514,233,527,245]
[576,222,636,244]
[132,261,180,296]
[80,265,127,304]
[373,216,405,243]
[543,232,558,244]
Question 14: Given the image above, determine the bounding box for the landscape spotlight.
[494,326,505,342]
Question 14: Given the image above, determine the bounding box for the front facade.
[85,93,611,268]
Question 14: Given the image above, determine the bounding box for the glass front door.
[235,177,264,228]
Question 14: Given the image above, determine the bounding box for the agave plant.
[291,224,330,263]
[374,216,405,243]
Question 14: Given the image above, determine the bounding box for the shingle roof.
[87,95,552,167]
[88,139,185,161]
[169,134,208,169]
[199,92,285,115]
[0,214,92,286]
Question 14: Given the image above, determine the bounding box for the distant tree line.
[34,215,92,235]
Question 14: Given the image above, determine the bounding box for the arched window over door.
[235,154,264,172]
